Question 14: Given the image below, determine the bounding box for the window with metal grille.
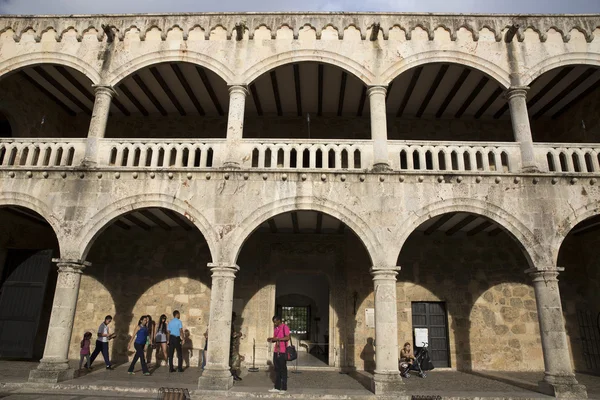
[279,306,310,335]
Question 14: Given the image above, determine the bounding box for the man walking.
[168,310,185,372]
[89,315,115,369]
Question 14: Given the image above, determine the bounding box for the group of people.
[79,311,187,375]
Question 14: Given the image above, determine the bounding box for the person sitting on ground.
[399,341,415,378]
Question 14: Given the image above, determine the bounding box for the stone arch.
[77,193,219,262]
[227,196,379,265]
[241,49,375,85]
[380,50,511,89]
[522,52,600,86]
[105,49,235,86]
[0,52,100,84]
[393,198,542,267]
[552,200,600,265]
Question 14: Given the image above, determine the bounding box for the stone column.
[198,263,239,390]
[526,267,587,399]
[371,265,403,394]
[29,259,89,383]
[223,85,248,168]
[506,86,539,172]
[82,85,115,167]
[367,86,390,171]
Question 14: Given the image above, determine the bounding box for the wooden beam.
[436,68,470,118]
[488,227,503,237]
[20,72,76,116]
[356,86,367,117]
[293,64,302,117]
[396,66,422,117]
[139,209,172,231]
[268,218,278,233]
[424,213,454,235]
[170,63,205,115]
[317,64,324,117]
[466,220,493,236]
[123,214,151,231]
[474,87,503,119]
[417,64,448,118]
[133,74,167,116]
[150,67,186,116]
[455,76,489,118]
[249,84,263,116]
[196,67,224,116]
[161,209,193,231]
[119,82,149,116]
[527,67,574,109]
[445,215,477,236]
[291,212,299,234]
[114,220,131,230]
[493,103,509,119]
[33,66,93,115]
[552,75,600,120]
[337,71,348,116]
[270,70,282,116]
[316,212,323,234]
[53,66,94,102]
[533,68,597,120]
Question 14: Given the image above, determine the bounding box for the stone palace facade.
[0,12,599,399]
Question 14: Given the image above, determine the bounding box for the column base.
[198,367,233,390]
[538,374,587,399]
[221,161,241,169]
[29,360,74,383]
[520,166,541,173]
[371,163,392,172]
[371,371,404,395]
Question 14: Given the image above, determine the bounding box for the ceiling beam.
[356,86,367,117]
[2,208,49,227]
[552,75,600,120]
[293,64,302,117]
[455,76,489,118]
[436,68,470,118]
[123,214,151,231]
[397,66,423,117]
[53,66,94,103]
[161,209,193,231]
[150,67,186,116]
[533,68,597,120]
[337,71,348,116]
[488,227,503,236]
[527,67,574,109]
[114,220,131,230]
[466,220,493,236]
[33,66,93,115]
[445,215,477,236]
[133,74,167,116]
[20,72,76,116]
[268,218,278,233]
[139,209,172,231]
[291,212,300,234]
[318,64,324,117]
[474,87,503,119]
[270,70,283,116]
[493,103,509,119]
[118,82,149,116]
[249,84,263,116]
[171,63,205,115]
[423,213,454,235]
[196,67,224,116]
[316,212,323,234]
[417,64,448,118]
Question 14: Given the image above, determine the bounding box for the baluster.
[457,149,465,171]
[309,147,317,169]
[150,145,160,167]
[431,148,439,170]
[564,150,574,172]
[126,145,136,167]
[348,148,355,170]
[418,148,426,171]
[444,150,452,171]
[257,146,265,168]
[335,147,343,169]
[405,148,414,170]
[494,151,503,173]
[591,150,600,172]
[574,149,586,172]
[174,144,184,167]
[24,144,35,166]
[197,145,206,168]
[271,146,277,168]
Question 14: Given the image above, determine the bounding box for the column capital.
[92,85,117,98]
[208,262,239,278]
[525,267,564,282]
[367,85,387,97]
[52,258,90,274]
[505,86,530,100]
[228,84,249,97]
[370,265,400,280]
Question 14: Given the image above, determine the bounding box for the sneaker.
[177,368,184,373]
[106,366,114,370]
[279,390,287,394]
[169,369,176,373]
[128,371,135,375]
[268,388,281,393]
[143,372,151,376]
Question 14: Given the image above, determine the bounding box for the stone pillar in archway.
[83,85,116,167]
[506,86,539,172]
[371,265,403,394]
[223,85,248,168]
[368,86,390,171]
[198,262,239,390]
[527,267,587,399]
[29,259,89,383]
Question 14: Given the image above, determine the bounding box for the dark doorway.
[412,301,450,368]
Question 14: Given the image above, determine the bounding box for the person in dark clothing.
[267,315,290,393]
[167,310,185,372]
[127,315,150,375]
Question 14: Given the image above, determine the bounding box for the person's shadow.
[359,337,375,373]
[182,329,194,368]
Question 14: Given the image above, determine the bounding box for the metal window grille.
[280,306,310,335]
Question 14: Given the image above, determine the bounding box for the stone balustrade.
[536,143,600,173]
[0,139,85,168]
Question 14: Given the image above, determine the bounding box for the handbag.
[286,337,297,361]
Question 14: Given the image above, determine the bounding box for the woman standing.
[145,315,156,364]
[128,316,150,375]
[155,314,169,366]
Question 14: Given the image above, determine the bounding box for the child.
[79,332,92,370]
[399,342,415,378]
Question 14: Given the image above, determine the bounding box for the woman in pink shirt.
[267,315,290,393]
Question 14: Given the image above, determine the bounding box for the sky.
[0,0,599,15]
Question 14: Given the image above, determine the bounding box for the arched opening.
[107,62,229,139]
[557,214,600,375]
[70,207,212,367]
[235,210,373,376]
[0,205,59,360]
[0,64,94,138]
[397,212,542,372]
